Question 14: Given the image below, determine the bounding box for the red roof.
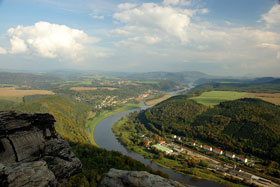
[159,141,165,144]
[204,145,211,149]
[236,155,246,160]
[197,143,202,146]
[226,152,234,156]
[213,148,222,152]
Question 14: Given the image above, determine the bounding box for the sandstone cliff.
[0,111,82,186]
[99,168,188,187]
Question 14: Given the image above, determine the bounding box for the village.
[94,93,149,110]
[138,133,279,187]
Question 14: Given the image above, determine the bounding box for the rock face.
[99,168,188,187]
[0,111,82,186]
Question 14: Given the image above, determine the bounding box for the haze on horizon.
[0,0,279,77]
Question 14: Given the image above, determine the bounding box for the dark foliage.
[69,143,169,186]
[141,97,280,163]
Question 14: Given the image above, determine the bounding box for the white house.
[225,152,235,159]
[213,148,223,155]
[203,145,212,151]
[236,155,248,163]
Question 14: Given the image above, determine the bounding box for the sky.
[0,0,279,76]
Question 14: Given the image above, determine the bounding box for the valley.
[0,71,280,186]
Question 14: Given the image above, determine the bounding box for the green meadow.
[190,91,247,106]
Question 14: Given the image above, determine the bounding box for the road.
[172,141,280,187]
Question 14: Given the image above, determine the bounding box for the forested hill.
[143,95,207,135]
[193,77,280,94]
[191,98,280,162]
[141,97,280,162]
[0,72,61,89]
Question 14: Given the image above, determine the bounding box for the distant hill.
[140,97,280,162]
[0,72,61,89]
[109,71,212,82]
[193,77,280,93]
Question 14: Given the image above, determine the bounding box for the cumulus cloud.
[0,47,7,54]
[111,1,280,69]
[259,4,280,28]
[9,36,28,54]
[113,3,197,42]
[5,21,99,61]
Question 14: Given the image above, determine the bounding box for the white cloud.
[200,8,209,14]
[111,1,280,71]
[5,21,99,60]
[9,36,28,54]
[257,43,280,60]
[110,28,131,36]
[162,0,191,6]
[114,3,196,42]
[115,36,161,46]
[91,15,104,19]
[257,43,280,50]
[259,4,280,28]
[0,47,7,54]
[162,0,179,6]
[117,3,137,10]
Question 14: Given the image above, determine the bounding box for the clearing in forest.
[244,93,280,105]
[190,91,247,106]
[0,87,54,102]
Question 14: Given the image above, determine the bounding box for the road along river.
[94,106,223,187]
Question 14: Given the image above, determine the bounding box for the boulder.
[99,168,188,187]
[0,111,82,186]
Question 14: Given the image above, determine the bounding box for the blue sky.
[0,0,279,76]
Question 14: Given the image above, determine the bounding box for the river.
[94,103,224,186]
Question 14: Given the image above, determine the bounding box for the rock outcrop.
[99,168,188,187]
[0,111,82,186]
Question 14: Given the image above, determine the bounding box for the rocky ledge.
[99,168,188,187]
[0,111,82,186]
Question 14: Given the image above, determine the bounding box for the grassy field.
[145,94,171,106]
[87,103,139,146]
[70,87,117,91]
[190,91,280,106]
[190,91,247,106]
[152,144,173,153]
[0,87,55,102]
[245,93,280,105]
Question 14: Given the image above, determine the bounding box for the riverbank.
[87,103,139,146]
[112,115,250,187]
[94,108,226,186]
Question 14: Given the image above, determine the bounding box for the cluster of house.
[190,141,248,163]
